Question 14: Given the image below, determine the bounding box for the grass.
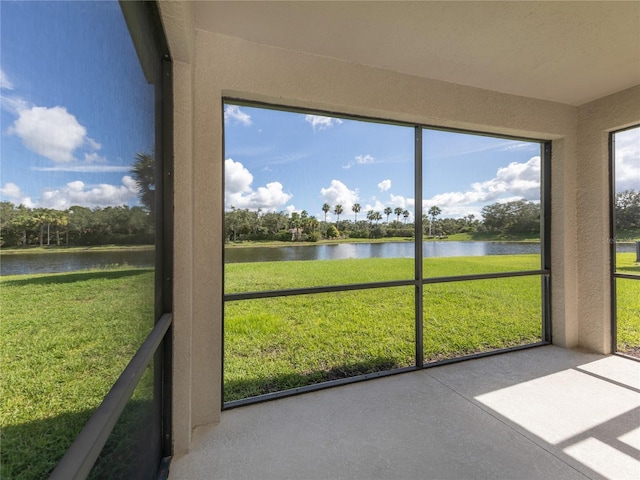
[0,244,154,255]
[616,253,640,354]
[224,255,544,401]
[2,251,637,475]
[225,255,541,293]
[225,252,640,401]
[0,268,155,480]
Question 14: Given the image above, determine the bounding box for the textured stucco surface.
[159,2,639,455]
[191,1,640,106]
[576,86,640,354]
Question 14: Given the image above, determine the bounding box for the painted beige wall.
[576,86,640,354]
[161,4,638,455]
[158,0,195,457]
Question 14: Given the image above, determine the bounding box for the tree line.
[0,153,156,248]
[615,189,640,231]
[3,184,636,247]
[225,190,639,243]
[226,199,544,243]
[0,203,154,247]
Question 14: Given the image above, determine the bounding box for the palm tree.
[334,204,343,222]
[32,209,48,247]
[131,152,156,215]
[384,207,392,223]
[402,210,410,224]
[366,209,376,226]
[322,203,330,222]
[352,203,361,222]
[428,205,441,235]
[394,207,403,223]
[373,211,383,224]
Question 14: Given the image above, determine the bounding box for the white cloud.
[614,128,640,192]
[389,194,414,210]
[472,156,540,200]
[7,105,98,163]
[32,165,130,173]
[39,176,139,209]
[86,137,101,151]
[320,179,359,210]
[356,154,375,165]
[305,115,343,132]
[225,158,253,194]
[84,152,107,163]
[0,69,14,90]
[224,105,252,126]
[364,199,387,212]
[0,95,28,114]
[378,179,391,191]
[225,158,292,210]
[0,182,35,208]
[284,205,297,215]
[1,177,138,209]
[344,154,375,169]
[423,156,541,217]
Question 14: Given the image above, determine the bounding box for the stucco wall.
[576,86,640,353]
[161,5,640,454]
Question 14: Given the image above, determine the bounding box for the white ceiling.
[192,1,640,106]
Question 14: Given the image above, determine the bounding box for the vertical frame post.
[609,132,618,353]
[415,127,424,368]
[541,141,552,343]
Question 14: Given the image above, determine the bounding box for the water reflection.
[225,241,542,264]
[1,249,155,276]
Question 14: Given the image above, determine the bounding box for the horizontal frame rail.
[421,269,548,285]
[613,273,640,281]
[224,269,549,301]
[223,341,550,410]
[48,313,172,480]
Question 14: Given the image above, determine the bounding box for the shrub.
[326,225,339,238]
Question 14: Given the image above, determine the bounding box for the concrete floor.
[169,346,640,480]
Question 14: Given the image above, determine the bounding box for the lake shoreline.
[0,244,154,256]
[225,236,542,249]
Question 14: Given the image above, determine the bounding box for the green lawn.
[225,253,640,401]
[616,253,640,354]
[2,252,637,476]
[0,244,154,255]
[224,255,544,401]
[0,268,155,480]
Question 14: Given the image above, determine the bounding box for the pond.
[2,241,636,275]
[0,249,155,276]
[225,241,543,263]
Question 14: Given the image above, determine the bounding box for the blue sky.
[614,127,640,194]
[1,0,154,210]
[1,2,637,217]
[225,103,546,220]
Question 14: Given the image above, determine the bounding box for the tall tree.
[131,152,156,215]
[394,207,403,223]
[352,203,361,222]
[334,204,343,222]
[481,200,539,235]
[403,209,410,225]
[322,203,330,222]
[615,189,640,230]
[384,207,392,223]
[366,209,376,226]
[428,206,441,235]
